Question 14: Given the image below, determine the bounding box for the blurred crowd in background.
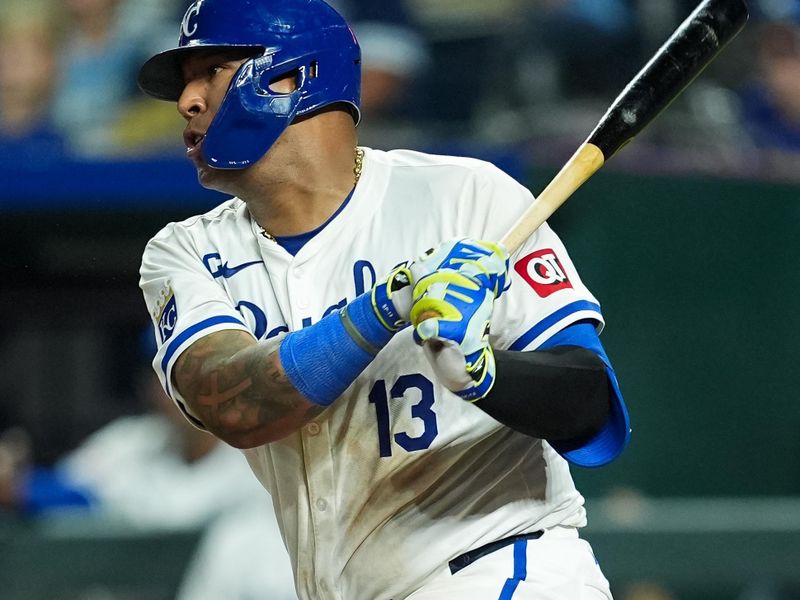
[0,0,799,180]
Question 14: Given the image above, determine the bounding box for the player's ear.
[268,70,300,94]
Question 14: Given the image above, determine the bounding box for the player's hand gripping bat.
[501,0,749,253]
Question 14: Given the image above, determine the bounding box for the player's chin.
[195,163,231,192]
[195,164,215,188]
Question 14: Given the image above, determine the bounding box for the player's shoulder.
[367,147,508,180]
[366,147,531,206]
[145,197,247,250]
[364,147,534,224]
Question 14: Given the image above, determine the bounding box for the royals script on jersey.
[140,148,607,600]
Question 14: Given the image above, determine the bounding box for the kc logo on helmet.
[181,1,203,38]
[514,249,573,297]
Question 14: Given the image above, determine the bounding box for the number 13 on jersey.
[368,374,439,457]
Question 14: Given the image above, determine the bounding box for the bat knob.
[413,309,445,351]
[416,310,441,323]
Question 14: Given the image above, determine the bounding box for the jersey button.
[306,422,320,436]
[315,498,328,512]
[293,267,304,278]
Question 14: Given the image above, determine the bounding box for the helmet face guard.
[138,0,361,170]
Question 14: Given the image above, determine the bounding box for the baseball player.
[137,1,631,599]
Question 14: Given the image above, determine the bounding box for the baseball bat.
[416,0,748,327]
[500,0,749,254]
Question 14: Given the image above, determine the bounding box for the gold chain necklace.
[353,146,364,184]
[260,147,364,241]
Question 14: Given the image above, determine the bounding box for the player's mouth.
[184,130,206,160]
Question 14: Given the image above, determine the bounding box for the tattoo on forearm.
[174,332,311,435]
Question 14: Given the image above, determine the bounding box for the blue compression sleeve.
[279,292,394,406]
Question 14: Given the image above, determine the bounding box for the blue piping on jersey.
[274,187,355,256]
[498,539,528,599]
[507,300,601,351]
[160,315,246,394]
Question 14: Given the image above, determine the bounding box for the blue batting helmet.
[137,0,361,169]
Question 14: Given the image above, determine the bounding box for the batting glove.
[411,270,496,401]
[412,238,511,298]
[370,262,414,332]
[409,239,510,402]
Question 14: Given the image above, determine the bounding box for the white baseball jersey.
[140,148,608,600]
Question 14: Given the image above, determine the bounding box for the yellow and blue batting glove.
[408,238,510,402]
[412,238,511,298]
[411,269,496,401]
[370,262,414,332]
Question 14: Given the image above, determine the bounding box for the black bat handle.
[587,0,749,160]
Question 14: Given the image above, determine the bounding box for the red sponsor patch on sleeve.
[514,249,573,297]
